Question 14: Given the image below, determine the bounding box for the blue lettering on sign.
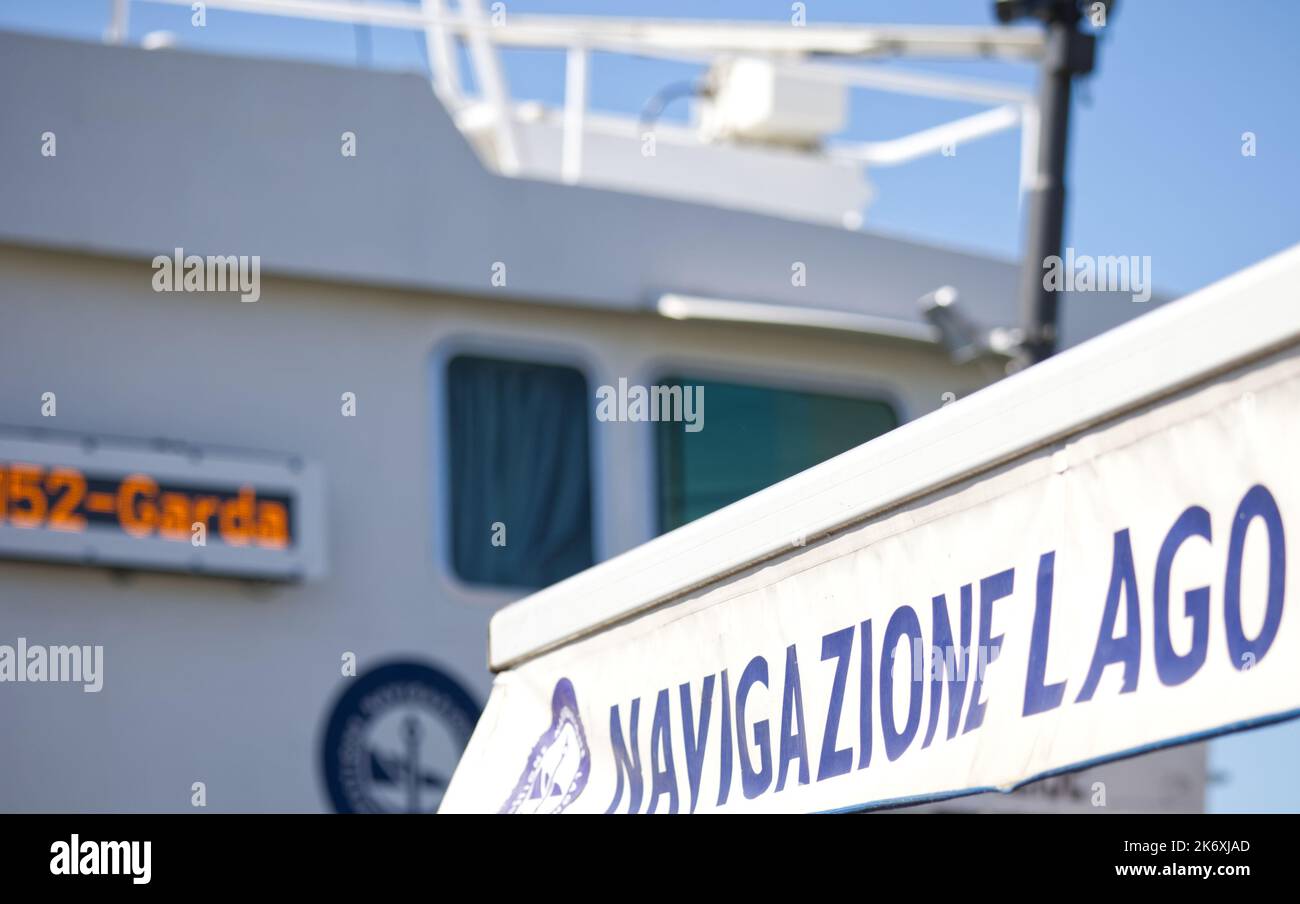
[606,699,643,814]
[925,586,972,743]
[963,568,1014,733]
[1153,507,1212,686]
[680,675,713,814]
[881,606,923,761]
[1077,530,1142,701]
[594,482,1288,813]
[647,688,678,814]
[1224,485,1286,667]
[857,619,873,771]
[717,669,733,808]
[736,656,772,799]
[816,627,854,782]
[1024,553,1066,715]
[776,645,810,791]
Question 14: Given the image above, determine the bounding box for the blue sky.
[5,0,1298,811]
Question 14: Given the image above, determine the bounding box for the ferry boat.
[0,1,1202,813]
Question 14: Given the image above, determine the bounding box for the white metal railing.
[122,1,1046,58]
[105,0,1045,210]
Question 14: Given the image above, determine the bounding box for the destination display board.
[0,432,324,580]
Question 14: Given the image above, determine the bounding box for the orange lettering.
[219,486,255,547]
[256,501,289,549]
[8,463,47,529]
[118,474,159,538]
[159,492,192,541]
[192,496,219,533]
[46,467,87,532]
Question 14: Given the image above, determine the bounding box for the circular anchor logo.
[321,661,480,813]
[500,678,590,814]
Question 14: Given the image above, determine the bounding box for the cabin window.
[446,354,594,588]
[655,377,898,533]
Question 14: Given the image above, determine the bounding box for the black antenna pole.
[997,0,1101,367]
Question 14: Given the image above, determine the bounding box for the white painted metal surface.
[126,1,1043,227]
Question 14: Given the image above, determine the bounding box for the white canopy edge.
[490,243,1300,671]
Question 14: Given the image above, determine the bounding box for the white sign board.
[442,344,1299,814]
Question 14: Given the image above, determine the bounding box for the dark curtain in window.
[447,355,594,589]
